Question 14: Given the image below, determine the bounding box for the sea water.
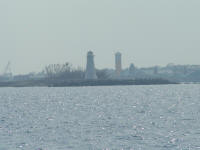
[0,84,200,150]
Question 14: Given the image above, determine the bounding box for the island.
[0,79,178,87]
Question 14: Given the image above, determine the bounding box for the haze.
[1,0,200,74]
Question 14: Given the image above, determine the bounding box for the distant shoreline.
[0,79,178,87]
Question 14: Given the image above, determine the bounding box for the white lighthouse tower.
[85,51,97,80]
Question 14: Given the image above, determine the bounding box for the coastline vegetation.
[0,62,178,87]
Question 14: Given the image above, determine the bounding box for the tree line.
[43,62,108,80]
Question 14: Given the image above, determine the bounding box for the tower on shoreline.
[115,52,122,76]
[85,51,97,80]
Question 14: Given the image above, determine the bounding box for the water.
[0,84,200,150]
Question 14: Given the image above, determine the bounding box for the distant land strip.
[0,79,178,87]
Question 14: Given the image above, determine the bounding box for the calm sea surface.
[0,84,200,150]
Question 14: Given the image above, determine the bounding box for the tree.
[44,62,84,80]
[96,69,109,79]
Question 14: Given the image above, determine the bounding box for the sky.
[1,0,200,74]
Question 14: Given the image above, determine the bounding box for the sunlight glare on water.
[0,84,200,150]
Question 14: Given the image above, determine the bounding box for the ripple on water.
[0,85,199,149]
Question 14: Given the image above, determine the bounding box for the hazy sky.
[1,0,200,74]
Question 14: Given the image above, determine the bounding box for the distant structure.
[154,66,158,75]
[0,61,13,81]
[115,52,122,76]
[85,51,97,80]
[4,62,12,77]
[129,63,135,76]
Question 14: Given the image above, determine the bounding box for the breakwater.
[0,79,177,87]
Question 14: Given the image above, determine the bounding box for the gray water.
[0,84,200,150]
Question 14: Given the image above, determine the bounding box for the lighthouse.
[85,51,97,80]
[115,52,122,77]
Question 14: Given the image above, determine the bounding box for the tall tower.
[85,51,97,80]
[115,52,122,76]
